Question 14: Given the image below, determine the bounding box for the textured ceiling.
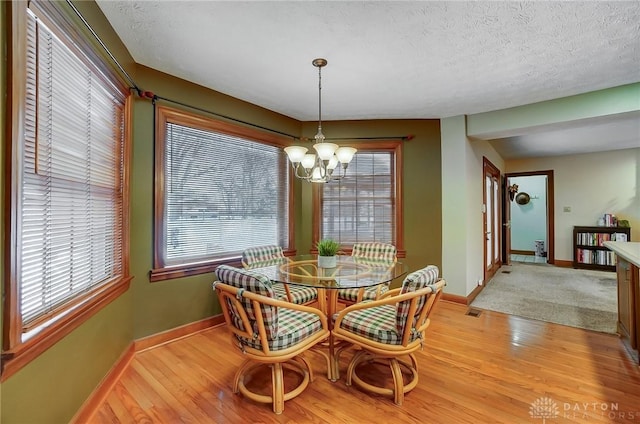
[96,1,640,158]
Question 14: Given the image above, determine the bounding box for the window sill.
[150,249,298,282]
[1,276,132,382]
[150,259,243,282]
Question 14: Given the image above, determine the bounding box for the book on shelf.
[575,231,628,246]
[614,232,628,242]
[603,214,618,227]
[573,225,629,270]
[576,248,617,266]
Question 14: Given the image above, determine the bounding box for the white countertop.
[603,241,640,268]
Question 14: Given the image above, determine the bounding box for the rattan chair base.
[233,356,313,414]
[346,350,419,406]
[312,339,354,381]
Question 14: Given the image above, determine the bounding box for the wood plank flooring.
[91,302,640,423]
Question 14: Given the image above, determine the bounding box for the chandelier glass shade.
[284,58,357,183]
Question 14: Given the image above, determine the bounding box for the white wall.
[442,138,637,296]
[507,148,639,261]
[441,116,471,297]
[442,85,639,298]
[442,115,505,297]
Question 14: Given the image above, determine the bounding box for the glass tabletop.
[246,254,408,289]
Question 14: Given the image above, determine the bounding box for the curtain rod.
[309,135,415,142]
[151,94,299,140]
[65,0,414,142]
[65,0,139,92]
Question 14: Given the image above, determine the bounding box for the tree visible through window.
[152,107,292,279]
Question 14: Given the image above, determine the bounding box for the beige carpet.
[470,262,618,333]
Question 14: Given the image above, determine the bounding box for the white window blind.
[20,9,126,331]
[161,121,290,266]
[321,151,395,244]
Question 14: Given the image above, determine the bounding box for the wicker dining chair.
[213,265,329,414]
[337,242,398,305]
[332,265,445,405]
[241,245,318,305]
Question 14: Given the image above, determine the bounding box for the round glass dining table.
[249,254,408,288]
[247,254,409,381]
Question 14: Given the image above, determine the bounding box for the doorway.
[504,170,555,265]
[483,158,501,284]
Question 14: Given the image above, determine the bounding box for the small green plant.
[316,239,341,256]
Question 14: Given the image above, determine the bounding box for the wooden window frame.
[312,141,405,257]
[2,1,132,381]
[150,106,296,282]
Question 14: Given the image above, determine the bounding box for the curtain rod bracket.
[137,90,156,100]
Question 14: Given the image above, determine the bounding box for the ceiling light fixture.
[285,58,357,183]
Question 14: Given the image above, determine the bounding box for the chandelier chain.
[317,64,322,133]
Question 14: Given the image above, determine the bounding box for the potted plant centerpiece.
[316,238,341,268]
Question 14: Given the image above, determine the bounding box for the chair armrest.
[215,282,329,330]
[333,281,445,329]
[379,287,402,299]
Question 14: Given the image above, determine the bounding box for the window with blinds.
[153,107,291,276]
[318,143,402,247]
[3,0,130,369]
[17,8,127,333]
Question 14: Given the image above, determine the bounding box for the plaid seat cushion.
[242,245,285,267]
[397,265,440,334]
[237,308,324,351]
[215,265,279,339]
[241,247,316,305]
[351,242,397,262]
[271,283,290,301]
[286,286,318,304]
[244,257,288,269]
[338,304,421,345]
[260,279,317,305]
[337,284,389,302]
[338,250,395,303]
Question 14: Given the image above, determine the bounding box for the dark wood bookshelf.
[573,225,631,271]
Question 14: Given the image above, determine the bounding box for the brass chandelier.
[284,59,357,183]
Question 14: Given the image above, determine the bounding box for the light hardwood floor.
[91,302,640,423]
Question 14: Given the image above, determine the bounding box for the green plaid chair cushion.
[337,304,421,345]
[242,245,285,268]
[337,284,389,302]
[286,286,318,304]
[397,265,440,335]
[351,242,397,262]
[338,251,396,303]
[245,257,289,269]
[238,307,325,351]
[242,246,317,305]
[271,283,290,302]
[215,265,279,340]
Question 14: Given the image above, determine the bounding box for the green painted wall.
[1,2,135,423]
[3,0,635,421]
[1,295,132,423]
[298,119,443,285]
[128,71,443,334]
[1,2,7,419]
[130,65,302,339]
[1,1,442,422]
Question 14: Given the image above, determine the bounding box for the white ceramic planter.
[318,255,337,268]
